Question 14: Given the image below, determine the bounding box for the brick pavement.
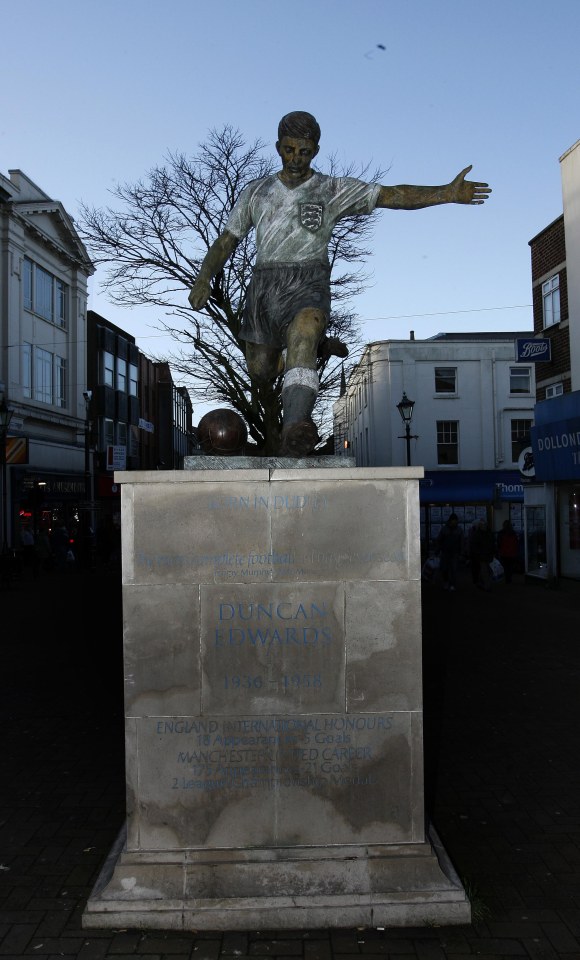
[1,562,580,959]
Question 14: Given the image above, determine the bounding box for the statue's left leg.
[279,307,326,457]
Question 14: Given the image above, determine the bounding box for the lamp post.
[0,394,14,553]
[396,392,418,467]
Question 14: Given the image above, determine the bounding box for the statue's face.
[276,136,319,184]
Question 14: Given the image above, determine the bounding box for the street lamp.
[0,393,14,552]
[396,392,418,466]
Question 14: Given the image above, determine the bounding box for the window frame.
[510,418,533,462]
[510,366,531,395]
[129,362,138,397]
[436,420,459,465]
[101,351,115,388]
[34,347,53,404]
[542,274,561,329]
[116,357,127,392]
[23,257,67,328]
[55,356,67,409]
[103,418,115,448]
[434,366,457,395]
[22,343,32,399]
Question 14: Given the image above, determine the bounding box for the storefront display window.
[525,505,547,575]
[569,488,580,550]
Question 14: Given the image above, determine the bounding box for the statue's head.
[277,111,321,145]
[276,112,320,185]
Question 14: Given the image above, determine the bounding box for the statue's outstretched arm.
[189,230,239,310]
[376,166,491,210]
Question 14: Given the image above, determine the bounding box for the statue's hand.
[450,165,492,205]
[189,278,211,310]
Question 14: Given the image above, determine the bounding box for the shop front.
[12,468,88,565]
[420,469,527,561]
[528,390,580,581]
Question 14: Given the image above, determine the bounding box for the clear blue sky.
[3,0,580,412]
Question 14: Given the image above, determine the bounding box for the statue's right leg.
[245,342,281,385]
[278,306,326,457]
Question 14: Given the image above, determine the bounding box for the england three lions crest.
[300,202,323,231]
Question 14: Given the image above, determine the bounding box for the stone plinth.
[83,465,470,930]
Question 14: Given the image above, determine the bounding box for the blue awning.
[420,470,525,504]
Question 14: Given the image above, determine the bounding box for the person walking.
[497,519,519,584]
[436,513,464,592]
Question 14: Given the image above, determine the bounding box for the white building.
[0,169,95,548]
[334,332,535,551]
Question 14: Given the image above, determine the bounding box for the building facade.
[0,169,94,552]
[0,167,195,564]
[526,139,580,582]
[334,333,536,554]
[86,311,196,550]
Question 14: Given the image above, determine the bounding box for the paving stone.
[0,925,40,955]
[191,941,223,960]
[248,942,303,956]
[2,572,580,959]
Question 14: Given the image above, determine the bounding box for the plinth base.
[83,824,470,930]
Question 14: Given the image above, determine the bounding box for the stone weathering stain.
[84,466,471,930]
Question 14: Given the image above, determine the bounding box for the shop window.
[525,505,546,575]
[569,489,580,550]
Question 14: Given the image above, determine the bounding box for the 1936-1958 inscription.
[201,584,345,714]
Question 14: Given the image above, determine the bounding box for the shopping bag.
[489,557,504,582]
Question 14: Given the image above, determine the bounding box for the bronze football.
[197,408,248,455]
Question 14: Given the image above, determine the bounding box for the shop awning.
[420,470,525,504]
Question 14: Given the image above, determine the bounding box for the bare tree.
[79,126,383,452]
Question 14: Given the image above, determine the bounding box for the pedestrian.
[469,519,495,591]
[497,519,519,584]
[435,513,464,591]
